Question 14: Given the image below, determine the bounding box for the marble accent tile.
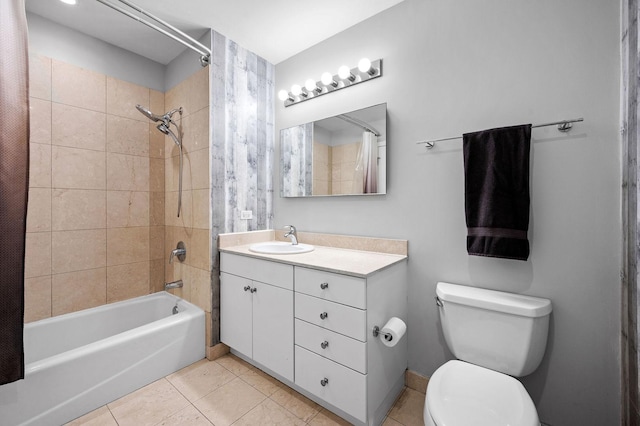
[29,143,52,188]
[308,408,352,426]
[24,276,52,322]
[166,359,236,401]
[149,191,165,227]
[52,268,107,315]
[193,189,209,230]
[52,146,106,190]
[192,377,266,426]
[106,191,149,228]
[235,398,305,426]
[385,388,425,426]
[52,189,106,231]
[107,227,149,266]
[270,386,321,422]
[52,103,106,151]
[65,405,118,426]
[149,157,164,193]
[29,54,51,101]
[108,379,190,426]
[106,152,149,191]
[215,354,253,376]
[106,116,149,157]
[106,77,149,122]
[239,367,283,396]
[25,232,51,278]
[155,405,213,426]
[218,230,274,248]
[405,370,429,394]
[30,98,51,144]
[149,226,164,261]
[52,60,106,112]
[188,266,211,312]
[52,229,106,273]
[107,261,150,303]
[27,188,51,232]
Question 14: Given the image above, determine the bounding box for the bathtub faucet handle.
[169,241,186,264]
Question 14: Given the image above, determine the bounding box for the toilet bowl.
[424,282,552,426]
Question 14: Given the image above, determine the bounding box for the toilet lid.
[427,360,539,426]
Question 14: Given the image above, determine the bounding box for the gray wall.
[274,0,621,425]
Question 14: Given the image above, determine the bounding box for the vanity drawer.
[295,319,366,374]
[295,267,366,309]
[295,293,366,341]
[221,253,293,290]
[295,345,366,423]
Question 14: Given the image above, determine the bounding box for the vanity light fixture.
[59,0,77,4]
[280,58,383,107]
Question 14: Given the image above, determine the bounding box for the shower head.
[158,123,182,148]
[135,104,163,122]
[156,123,169,135]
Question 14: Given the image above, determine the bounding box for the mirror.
[280,103,387,197]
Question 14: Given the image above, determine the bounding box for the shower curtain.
[0,0,29,385]
[353,131,378,194]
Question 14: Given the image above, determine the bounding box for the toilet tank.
[436,282,552,377]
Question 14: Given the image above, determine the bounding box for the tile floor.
[66,354,426,426]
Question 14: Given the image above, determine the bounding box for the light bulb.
[358,58,374,75]
[321,72,337,87]
[60,0,77,4]
[338,65,351,80]
[291,84,302,96]
[278,90,290,101]
[305,79,319,93]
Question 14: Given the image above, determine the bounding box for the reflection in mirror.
[280,103,387,197]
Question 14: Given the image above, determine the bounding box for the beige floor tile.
[239,367,283,396]
[108,379,190,426]
[167,358,237,401]
[382,416,404,426]
[386,388,425,426]
[233,398,306,426]
[308,408,352,426]
[65,405,117,426]
[270,386,321,422]
[216,354,253,376]
[193,377,266,426]
[155,404,213,426]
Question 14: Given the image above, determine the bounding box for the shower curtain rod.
[416,117,584,149]
[95,0,212,66]
[337,114,381,136]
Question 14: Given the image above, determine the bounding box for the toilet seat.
[424,360,539,426]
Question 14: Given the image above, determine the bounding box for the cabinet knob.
[244,286,251,292]
[250,287,257,293]
[321,341,329,349]
[320,378,329,387]
[319,312,328,320]
[320,282,329,290]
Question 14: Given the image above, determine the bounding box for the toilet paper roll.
[380,317,407,347]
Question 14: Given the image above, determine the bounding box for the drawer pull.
[321,340,329,349]
[243,286,251,292]
[320,282,329,289]
[320,378,329,387]
[250,287,257,293]
[319,312,328,320]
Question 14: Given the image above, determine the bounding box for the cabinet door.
[252,281,294,382]
[220,272,253,358]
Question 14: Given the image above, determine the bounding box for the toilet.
[424,282,552,426]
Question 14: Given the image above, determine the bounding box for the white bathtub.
[0,292,205,426]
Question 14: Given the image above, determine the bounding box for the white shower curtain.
[353,131,378,194]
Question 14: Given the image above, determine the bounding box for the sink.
[249,241,314,255]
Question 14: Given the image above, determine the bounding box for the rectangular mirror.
[280,103,387,197]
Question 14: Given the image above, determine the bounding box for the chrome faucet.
[284,225,298,245]
[169,241,186,264]
[165,280,183,290]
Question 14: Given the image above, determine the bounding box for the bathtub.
[0,292,205,426]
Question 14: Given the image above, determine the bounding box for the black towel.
[463,124,531,261]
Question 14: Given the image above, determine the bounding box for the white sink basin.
[249,241,314,255]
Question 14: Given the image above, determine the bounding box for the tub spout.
[165,280,183,290]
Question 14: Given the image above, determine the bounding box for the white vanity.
[219,230,408,426]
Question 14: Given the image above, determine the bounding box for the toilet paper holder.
[372,325,393,340]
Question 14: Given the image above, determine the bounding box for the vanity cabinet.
[220,254,294,381]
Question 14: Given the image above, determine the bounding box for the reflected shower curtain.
[0,0,29,385]
[353,131,378,194]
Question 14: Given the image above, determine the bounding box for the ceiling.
[25,0,404,65]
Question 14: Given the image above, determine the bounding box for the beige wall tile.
[52,268,106,316]
[189,266,211,312]
[165,190,192,229]
[149,226,164,261]
[149,157,164,192]
[25,232,51,278]
[106,116,149,156]
[52,189,106,231]
[150,259,165,293]
[30,98,51,144]
[29,143,51,188]
[183,108,209,153]
[24,276,52,322]
[52,103,106,151]
[165,154,185,192]
[107,261,150,303]
[107,227,149,266]
[52,146,106,190]
[165,134,181,158]
[189,67,210,113]
[149,89,164,117]
[149,123,165,159]
[106,153,149,191]
[193,189,210,230]
[52,60,106,112]
[52,229,107,274]
[189,228,210,271]
[165,79,188,117]
[190,149,209,190]
[106,191,149,228]
[27,188,51,232]
[29,54,51,101]
[106,77,150,122]
[149,191,164,227]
